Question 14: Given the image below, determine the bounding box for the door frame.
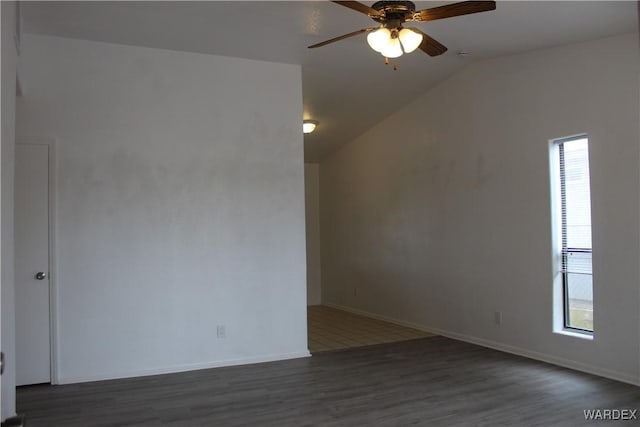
[16,137,58,385]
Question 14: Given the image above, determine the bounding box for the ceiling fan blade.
[408,28,448,57]
[331,1,384,18]
[308,28,375,49]
[410,1,496,22]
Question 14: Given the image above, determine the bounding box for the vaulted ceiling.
[22,1,638,162]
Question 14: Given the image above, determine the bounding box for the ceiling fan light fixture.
[303,119,319,134]
[366,27,391,53]
[399,28,423,53]
[308,1,496,61]
[380,36,403,58]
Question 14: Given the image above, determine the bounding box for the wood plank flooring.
[17,336,640,426]
[307,305,433,352]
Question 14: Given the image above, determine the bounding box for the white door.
[15,144,51,385]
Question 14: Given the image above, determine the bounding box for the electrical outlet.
[217,324,226,339]
[494,311,502,325]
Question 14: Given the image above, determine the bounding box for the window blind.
[558,137,592,273]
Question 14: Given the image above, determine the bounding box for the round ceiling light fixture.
[303,119,319,134]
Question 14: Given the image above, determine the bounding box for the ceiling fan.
[308,1,496,60]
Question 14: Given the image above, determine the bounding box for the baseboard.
[57,350,311,385]
[432,328,638,386]
[324,302,639,386]
[1,414,25,427]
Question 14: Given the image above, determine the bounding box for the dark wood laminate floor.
[17,337,640,426]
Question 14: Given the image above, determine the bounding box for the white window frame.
[549,134,594,339]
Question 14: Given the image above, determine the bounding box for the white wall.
[304,163,321,305]
[320,33,640,383]
[17,34,309,383]
[1,1,18,420]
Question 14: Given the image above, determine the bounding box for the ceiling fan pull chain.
[384,57,389,65]
[393,63,398,71]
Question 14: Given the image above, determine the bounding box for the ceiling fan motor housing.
[371,1,416,23]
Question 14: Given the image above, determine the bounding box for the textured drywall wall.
[321,33,640,383]
[305,163,321,305]
[1,0,18,419]
[17,34,308,383]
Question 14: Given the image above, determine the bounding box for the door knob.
[35,272,47,280]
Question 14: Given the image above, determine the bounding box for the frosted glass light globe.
[367,28,391,53]
[380,37,403,58]
[399,28,423,53]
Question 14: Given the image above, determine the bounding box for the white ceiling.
[22,1,638,162]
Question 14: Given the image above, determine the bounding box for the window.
[551,135,593,334]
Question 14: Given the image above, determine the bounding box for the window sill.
[554,329,593,341]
